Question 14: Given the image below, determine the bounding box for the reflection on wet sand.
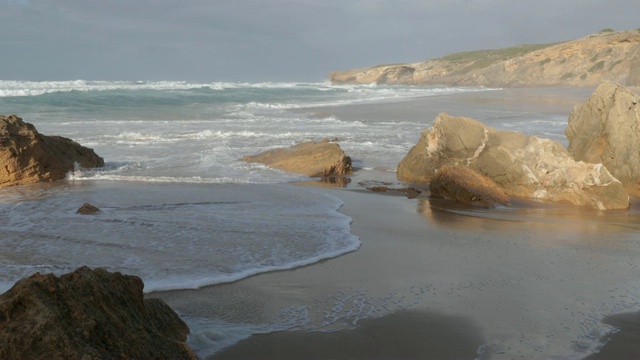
[420,197,640,249]
[295,176,352,188]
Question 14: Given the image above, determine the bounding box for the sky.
[1,0,639,82]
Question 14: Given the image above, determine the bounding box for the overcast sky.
[1,0,639,82]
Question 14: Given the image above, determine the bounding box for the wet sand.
[155,183,640,359]
[586,310,640,360]
[215,309,485,360]
[154,87,640,359]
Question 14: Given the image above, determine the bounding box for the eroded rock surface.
[397,113,629,209]
[430,166,510,207]
[566,82,640,193]
[0,114,104,188]
[0,266,196,360]
[243,140,352,177]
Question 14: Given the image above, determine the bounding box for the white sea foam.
[0,80,343,97]
[0,184,360,295]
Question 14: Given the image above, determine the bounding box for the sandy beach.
[148,87,640,359]
[156,178,640,359]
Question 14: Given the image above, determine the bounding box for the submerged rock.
[430,166,510,208]
[0,114,104,188]
[243,140,353,177]
[77,202,100,215]
[397,113,629,209]
[358,181,423,199]
[566,82,640,193]
[0,266,196,360]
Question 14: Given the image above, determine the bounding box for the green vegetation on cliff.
[439,43,556,64]
[330,28,640,87]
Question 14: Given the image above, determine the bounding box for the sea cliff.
[330,29,640,87]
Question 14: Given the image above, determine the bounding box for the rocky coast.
[330,29,640,88]
[3,83,640,359]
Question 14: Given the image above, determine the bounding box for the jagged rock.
[397,113,629,209]
[77,203,100,215]
[0,266,196,360]
[566,82,640,193]
[330,29,640,87]
[430,166,510,207]
[0,115,104,188]
[243,140,353,177]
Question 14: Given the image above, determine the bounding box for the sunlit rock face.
[398,113,629,209]
[0,114,104,188]
[566,82,640,195]
[243,139,352,178]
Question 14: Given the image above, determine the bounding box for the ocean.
[0,80,501,292]
[3,80,636,359]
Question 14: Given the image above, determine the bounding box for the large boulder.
[398,113,629,209]
[566,82,640,192]
[243,140,352,177]
[0,114,104,188]
[0,266,196,360]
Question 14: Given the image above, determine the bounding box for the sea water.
[0,80,502,291]
[0,80,598,357]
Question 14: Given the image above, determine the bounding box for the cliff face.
[330,30,640,87]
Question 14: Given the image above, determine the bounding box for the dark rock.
[77,203,100,215]
[0,266,196,360]
[405,187,421,199]
[358,181,423,198]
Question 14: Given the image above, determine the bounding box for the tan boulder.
[566,82,640,192]
[398,113,629,209]
[0,114,104,188]
[243,140,352,177]
[0,266,196,360]
[430,166,510,207]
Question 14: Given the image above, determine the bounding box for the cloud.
[1,0,640,81]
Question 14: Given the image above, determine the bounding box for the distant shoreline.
[329,29,640,88]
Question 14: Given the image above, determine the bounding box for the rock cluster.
[397,113,629,209]
[243,140,352,177]
[0,266,196,360]
[0,114,104,188]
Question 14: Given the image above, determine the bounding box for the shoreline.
[151,87,640,359]
[153,175,640,359]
